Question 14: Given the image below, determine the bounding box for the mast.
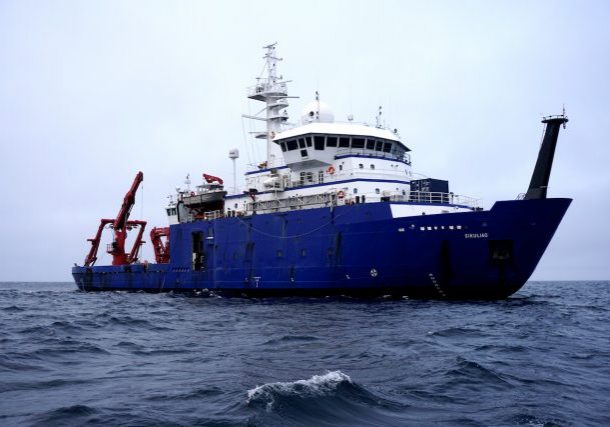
[524,113,568,200]
[246,43,291,167]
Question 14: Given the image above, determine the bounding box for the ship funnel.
[523,114,568,200]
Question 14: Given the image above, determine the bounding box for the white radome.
[301,100,335,124]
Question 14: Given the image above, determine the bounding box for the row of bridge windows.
[279,135,397,154]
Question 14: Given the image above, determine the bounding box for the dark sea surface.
[1,281,609,426]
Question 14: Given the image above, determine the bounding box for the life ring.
[327,165,336,174]
[337,190,345,199]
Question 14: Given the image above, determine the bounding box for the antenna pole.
[229,149,240,194]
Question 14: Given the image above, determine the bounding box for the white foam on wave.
[246,370,352,408]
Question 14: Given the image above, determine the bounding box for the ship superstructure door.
[192,227,216,281]
[192,232,205,271]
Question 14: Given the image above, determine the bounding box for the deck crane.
[150,227,170,263]
[83,172,147,266]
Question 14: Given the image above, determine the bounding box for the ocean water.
[1,281,609,426]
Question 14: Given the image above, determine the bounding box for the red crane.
[150,227,170,263]
[84,172,147,266]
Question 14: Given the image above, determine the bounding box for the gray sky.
[1,0,608,281]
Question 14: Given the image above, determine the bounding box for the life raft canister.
[337,190,345,199]
[327,165,336,174]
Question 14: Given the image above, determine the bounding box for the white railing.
[246,82,288,98]
[389,191,479,209]
[203,210,224,220]
[334,148,411,165]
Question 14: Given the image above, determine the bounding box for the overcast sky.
[1,0,608,281]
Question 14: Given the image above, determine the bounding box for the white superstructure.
[165,44,478,225]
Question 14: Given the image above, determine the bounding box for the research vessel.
[72,43,571,299]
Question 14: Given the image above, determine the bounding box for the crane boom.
[83,172,146,266]
[114,171,144,231]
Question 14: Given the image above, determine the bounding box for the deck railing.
[334,148,411,165]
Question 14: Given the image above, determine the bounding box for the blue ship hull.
[72,198,571,299]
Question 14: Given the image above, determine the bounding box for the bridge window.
[352,138,365,149]
[314,136,325,150]
[382,142,392,153]
[286,139,297,151]
[366,139,376,150]
[339,137,350,148]
[280,142,287,152]
[327,136,337,147]
[375,140,384,151]
[298,138,306,148]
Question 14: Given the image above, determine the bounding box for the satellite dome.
[301,100,334,124]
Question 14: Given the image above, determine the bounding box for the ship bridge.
[274,122,411,171]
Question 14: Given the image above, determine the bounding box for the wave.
[247,371,351,406]
[0,378,91,393]
[443,356,513,390]
[31,342,110,357]
[1,305,25,312]
[510,413,567,426]
[246,371,404,426]
[145,386,224,402]
[262,335,319,345]
[427,326,487,338]
[31,404,97,425]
